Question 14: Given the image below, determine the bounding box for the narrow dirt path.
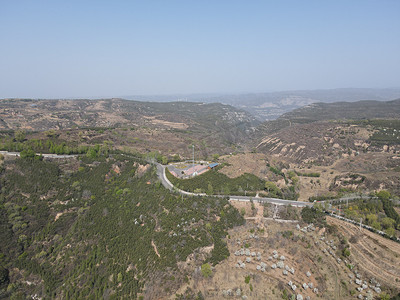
[152,240,161,258]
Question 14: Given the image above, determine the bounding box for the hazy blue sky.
[1,0,399,98]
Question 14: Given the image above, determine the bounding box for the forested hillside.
[0,154,244,299]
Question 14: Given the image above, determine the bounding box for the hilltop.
[0,98,257,132]
[0,98,258,158]
[279,99,400,123]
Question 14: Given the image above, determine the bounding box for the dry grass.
[171,202,398,299]
[328,216,400,288]
[219,153,269,179]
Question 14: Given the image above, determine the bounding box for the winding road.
[155,162,312,207]
[1,150,367,209]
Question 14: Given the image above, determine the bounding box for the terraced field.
[328,216,400,289]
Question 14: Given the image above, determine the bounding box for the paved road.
[0,151,315,208]
[156,163,207,196]
[155,162,312,207]
[0,151,78,159]
[317,195,375,205]
[229,195,311,207]
[139,163,377,208]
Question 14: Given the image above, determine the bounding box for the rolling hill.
[279,99,400,123]
[0,98,259,159]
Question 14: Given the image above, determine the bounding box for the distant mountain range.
[123,88,400,120]
[279,98,400,122]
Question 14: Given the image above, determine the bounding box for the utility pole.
[192,144,194,171]
[360,218,362,231]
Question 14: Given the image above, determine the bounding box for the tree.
[377,190,391,201]
[86,148,97,159]
[265,181,280,197]
[14,130,26,142]
[381,217,395,229]
[343,248,350,257]
[0,267,9,287]
[240,208,246,216]
[371,221,381,230]
[301,207,325,225]
[380,293,390,300]
[201,263,212,278]
[366,214,378,226]
[205,223,212,231]
[207,183,213,195]
[385,227,395,237]
[20,148,36,159]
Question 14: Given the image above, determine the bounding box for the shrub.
[301,207,325,225]
[244,275,251,284]
[201,263,212,278]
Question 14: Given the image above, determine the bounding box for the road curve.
[154,162,312,207]
[1,151,311,207]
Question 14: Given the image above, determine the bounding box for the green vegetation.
[0,136,111,157]
[335,192,400,237]
[342,248,351,257]
[378,191,400,228]
[201,263,212,278]
[390,293,400,300]
[366,119,400,146]
[301,207,326,226]
[244,275,251,284]
[282,230,294,239]
[0,154,244,298]
[264,181,281,198]
[287,171,299,185]
[166,164,299,200]
[262,166,299,200]
[0,266,9,288]
[175,288,205,300]
[333,173,366,186]
[269,165,284,177]
[309,194,337,202]
[295,171,320,177]
[166,166,264,195]
[348,119,400,147]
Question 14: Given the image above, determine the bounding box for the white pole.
[192,144,194,176]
